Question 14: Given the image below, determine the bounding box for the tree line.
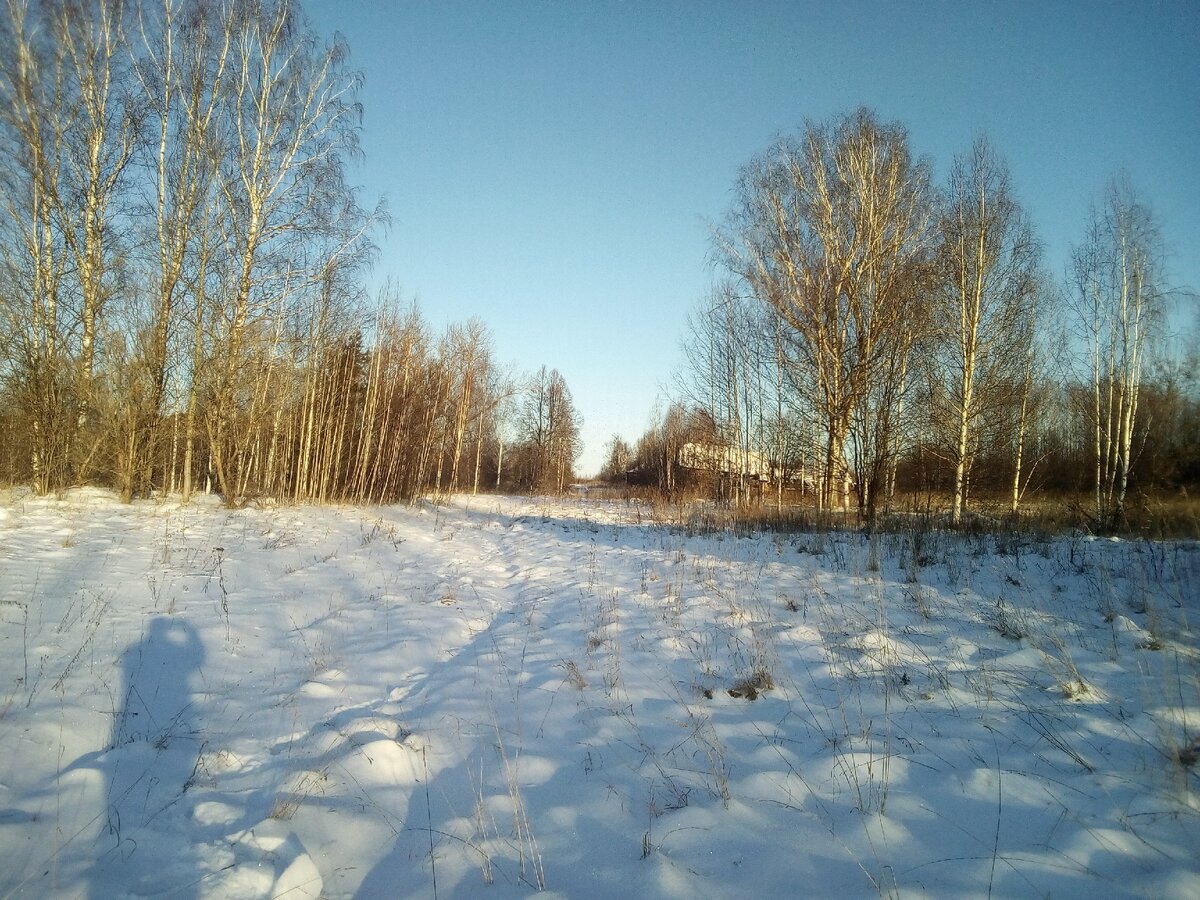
[0,0,581,503]
[603,109,1196,529]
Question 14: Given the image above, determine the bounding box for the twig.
[422,745,438,900]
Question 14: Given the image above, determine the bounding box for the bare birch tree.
[119,0,231,499]
[600,435,632,483]
[52,0,139,434]
[517,366,581,493]
[934,136,1040,524]
[0,0,74,493]
[722,108,935,520]
[1070,173,1164,528]
[204,0,366,502]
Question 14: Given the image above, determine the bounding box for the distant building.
[677,442,814,492]
[677,442,772,482]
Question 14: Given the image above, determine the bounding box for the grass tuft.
[727,669,774,700]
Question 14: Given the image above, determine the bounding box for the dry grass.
[727,669,774,700]
[613,488,1200,540]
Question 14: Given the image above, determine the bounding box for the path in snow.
[0,490,1197,898]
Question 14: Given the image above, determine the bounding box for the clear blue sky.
[304,0,1199,477]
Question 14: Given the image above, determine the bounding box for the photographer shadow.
[68,616,207,899]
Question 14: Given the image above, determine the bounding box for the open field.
[1,490,1197,898]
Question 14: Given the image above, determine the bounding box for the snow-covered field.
[1,490,1197,899]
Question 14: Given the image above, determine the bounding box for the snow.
[1,488,1197,898]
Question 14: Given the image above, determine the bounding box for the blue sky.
[304,0,1199,477]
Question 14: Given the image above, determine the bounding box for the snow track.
[1,490,1197,898]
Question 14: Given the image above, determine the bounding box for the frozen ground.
[0,489,1197,899]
